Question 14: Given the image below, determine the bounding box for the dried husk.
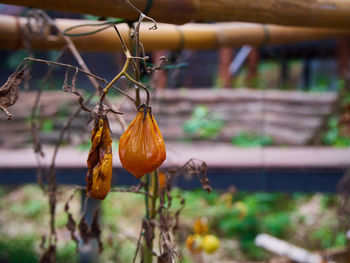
[86,117,113,200]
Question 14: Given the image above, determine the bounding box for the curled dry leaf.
[91,208,103,253]
[77,208,104,253]
[86,116,113,200]
[39,245,56,263]
[119,105,166,178]
[78,214,90,243]
[62,68,91,113]
[186,159,212,193]
[64,190,80,252]
[142,218,155,249]
[157,252,172,263]
[0,66,26,120]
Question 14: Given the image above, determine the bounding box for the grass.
[0,186,347,262]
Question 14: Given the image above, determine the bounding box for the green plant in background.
[0,236,38,263]
[311,228,346,249]
[0,186,81,263]
[5,50,29,70]
[213,192,294,260]
[0,186,347,262]
[231,132,274,147]
[308,75,331,92]
[183,105,225,139]
[323,117,350,147]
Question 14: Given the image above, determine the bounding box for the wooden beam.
[2,0,350,27]
[196,0,350,28]
[2,15,350,52]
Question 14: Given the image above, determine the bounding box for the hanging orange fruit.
[119,105,166,178]
[86,117,113,200]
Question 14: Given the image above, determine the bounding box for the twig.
[98,25,150,106]
[132,225,144,263]
[110,187,154,199]
[24,57,135,103]
[32,10,128,131]
[30,46,67,191]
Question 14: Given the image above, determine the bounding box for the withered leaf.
[39,245,56,263]
[78,208,104,253]
[39,235,46,251]
[62,68,91,113]
[64,195,79,253]
[173,197,185,233]
[0,66,26,120]
[198,173,212,194]
[158,253,172,263]
[78,213,91,243]
[188,159,212,193]
[86,116,113,200]
[142,218,155,250]
[90,208,103,253]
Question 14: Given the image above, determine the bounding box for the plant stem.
[143,171,158,263]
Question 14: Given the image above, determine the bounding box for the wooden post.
[217,47,233,88]
[302,58,311,90]
[246,47,259,88]
[279,56,290,89]
[151,51,168,90]
[336,37,350,79]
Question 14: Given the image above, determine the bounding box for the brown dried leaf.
[64,191,79,253]
[78,213,91,243]
[90,208,103,253]
[39,235,46,251]
[142,218,155,250]
[0,66,26,119]
[197,161,212,193]
[186,159,211,193]
[39,245,56,263]
[172,197,185,233]
[86,116,113,200]
[62,68,91,113]
[157,252,172,263]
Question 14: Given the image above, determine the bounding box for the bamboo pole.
[2,0,350,28]
[2,15,350,52]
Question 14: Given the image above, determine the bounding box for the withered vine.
[0,3,212,263]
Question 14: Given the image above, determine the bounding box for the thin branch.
[132,225,144,263]
[33,10,128,131]
[24,57,136,103]
[30,46,67,191]
[110,187,154,199]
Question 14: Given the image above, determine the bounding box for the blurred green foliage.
[5,50,29,70]
[231,132,274,147]
[323,117,350,147]
[0,186,346,262]
[169,189,345,260]
[183,105,225,139]
[0,236,38,263]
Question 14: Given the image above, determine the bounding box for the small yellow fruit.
[193,218,209,235]
[202,234,220,254]
[185,234,203,254]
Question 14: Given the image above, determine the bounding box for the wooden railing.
[0,88,337,147]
